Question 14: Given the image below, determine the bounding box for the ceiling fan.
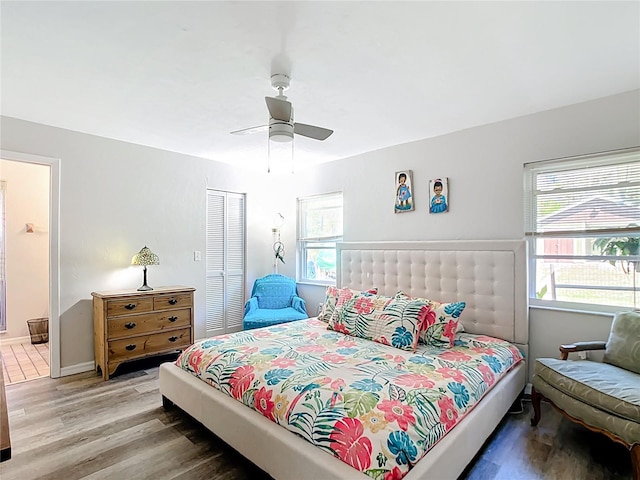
[231,73,333,143]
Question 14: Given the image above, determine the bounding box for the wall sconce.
[131,246,159,291]
[272,213,285,273]
[272,212,285,231]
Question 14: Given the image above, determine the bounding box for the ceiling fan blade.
[294,123,334,141]
[265,96,292,121]
[230,125,268,135]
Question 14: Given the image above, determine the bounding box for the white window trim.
[297,192,343,286]
[524,146,640,311]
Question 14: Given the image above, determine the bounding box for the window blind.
[298,191,343,241]
[524,148,640,237]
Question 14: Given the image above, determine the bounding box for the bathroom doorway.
[0,151,60,385]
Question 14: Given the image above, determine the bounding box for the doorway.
[0,151,60,383]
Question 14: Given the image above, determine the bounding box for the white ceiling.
[1,1,639,171]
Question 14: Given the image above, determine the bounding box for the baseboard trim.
[0,335,32,346]
[60,361,95,377]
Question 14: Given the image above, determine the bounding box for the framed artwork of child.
[429,177,449,214]
[395,170,415,213]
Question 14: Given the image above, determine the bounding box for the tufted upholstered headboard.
[336,240,528,355]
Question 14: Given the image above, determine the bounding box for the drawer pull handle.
[168,298,178,305]
[125,322,136,329]
[168,316,178,322]
[125,303,136,310]
[125,344,137,351]
[169,336,179,342]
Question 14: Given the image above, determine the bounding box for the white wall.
[1,89,637,377]
[0,160,50,339]
[0,117,279,369]
[284,89,640,380]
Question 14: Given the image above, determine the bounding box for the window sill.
[296,281,336,288]
[528,300,636,317]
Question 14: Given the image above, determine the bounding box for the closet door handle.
[124,322,136,329]
[125,303,136,310]
[168,336,178,342]
[125,344,137,351]
[168,298,178,305]
[168,316,178,322]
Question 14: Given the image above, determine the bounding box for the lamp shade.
[131,246,159,291]
[131,246,159,266]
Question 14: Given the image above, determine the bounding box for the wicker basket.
[26,317,49,344]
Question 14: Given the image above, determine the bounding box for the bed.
[159,240,528,479]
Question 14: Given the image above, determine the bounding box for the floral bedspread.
[176,318,524,480]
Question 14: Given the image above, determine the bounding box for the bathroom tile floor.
[0,342,49,385]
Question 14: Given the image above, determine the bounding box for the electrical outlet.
[316,303,324,315]
[578,351,587,360]
[194,251,202,261]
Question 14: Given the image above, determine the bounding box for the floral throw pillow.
[327,292,431,352]
[421,299,466,348]
[396,292,466,348]
[317,286,377,322]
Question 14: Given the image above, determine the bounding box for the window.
[524,147,640,311]
[297,192,343,284]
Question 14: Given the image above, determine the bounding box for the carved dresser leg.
[530,386,542,426]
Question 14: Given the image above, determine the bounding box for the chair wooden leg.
[530,386,542,426]
[631,443,640,480]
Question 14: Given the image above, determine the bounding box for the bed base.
[160,360,526,480]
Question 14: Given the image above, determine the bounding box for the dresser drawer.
[107,298,154,317]
[107,308,192,339]
[153,293,192,311]
[108,327,191,362]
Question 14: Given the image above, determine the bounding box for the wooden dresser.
[92,286,195,380]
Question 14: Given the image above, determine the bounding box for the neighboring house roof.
[539,196,640,228]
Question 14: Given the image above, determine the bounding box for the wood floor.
[0,355,632,480]
[0,342,49,385]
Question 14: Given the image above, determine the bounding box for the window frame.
[297,191,343,286]
[524,147,640,313]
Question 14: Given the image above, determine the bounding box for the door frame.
[1,150,61,378]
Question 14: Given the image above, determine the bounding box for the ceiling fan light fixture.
[269,121,294,143]
[268,130,294,174]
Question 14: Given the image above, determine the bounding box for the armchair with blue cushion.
[242,274,308,330]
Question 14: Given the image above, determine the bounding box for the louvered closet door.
[225,194,245,330]
[206,190,246,337]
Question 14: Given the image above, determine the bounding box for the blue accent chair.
[242,274,308,330]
